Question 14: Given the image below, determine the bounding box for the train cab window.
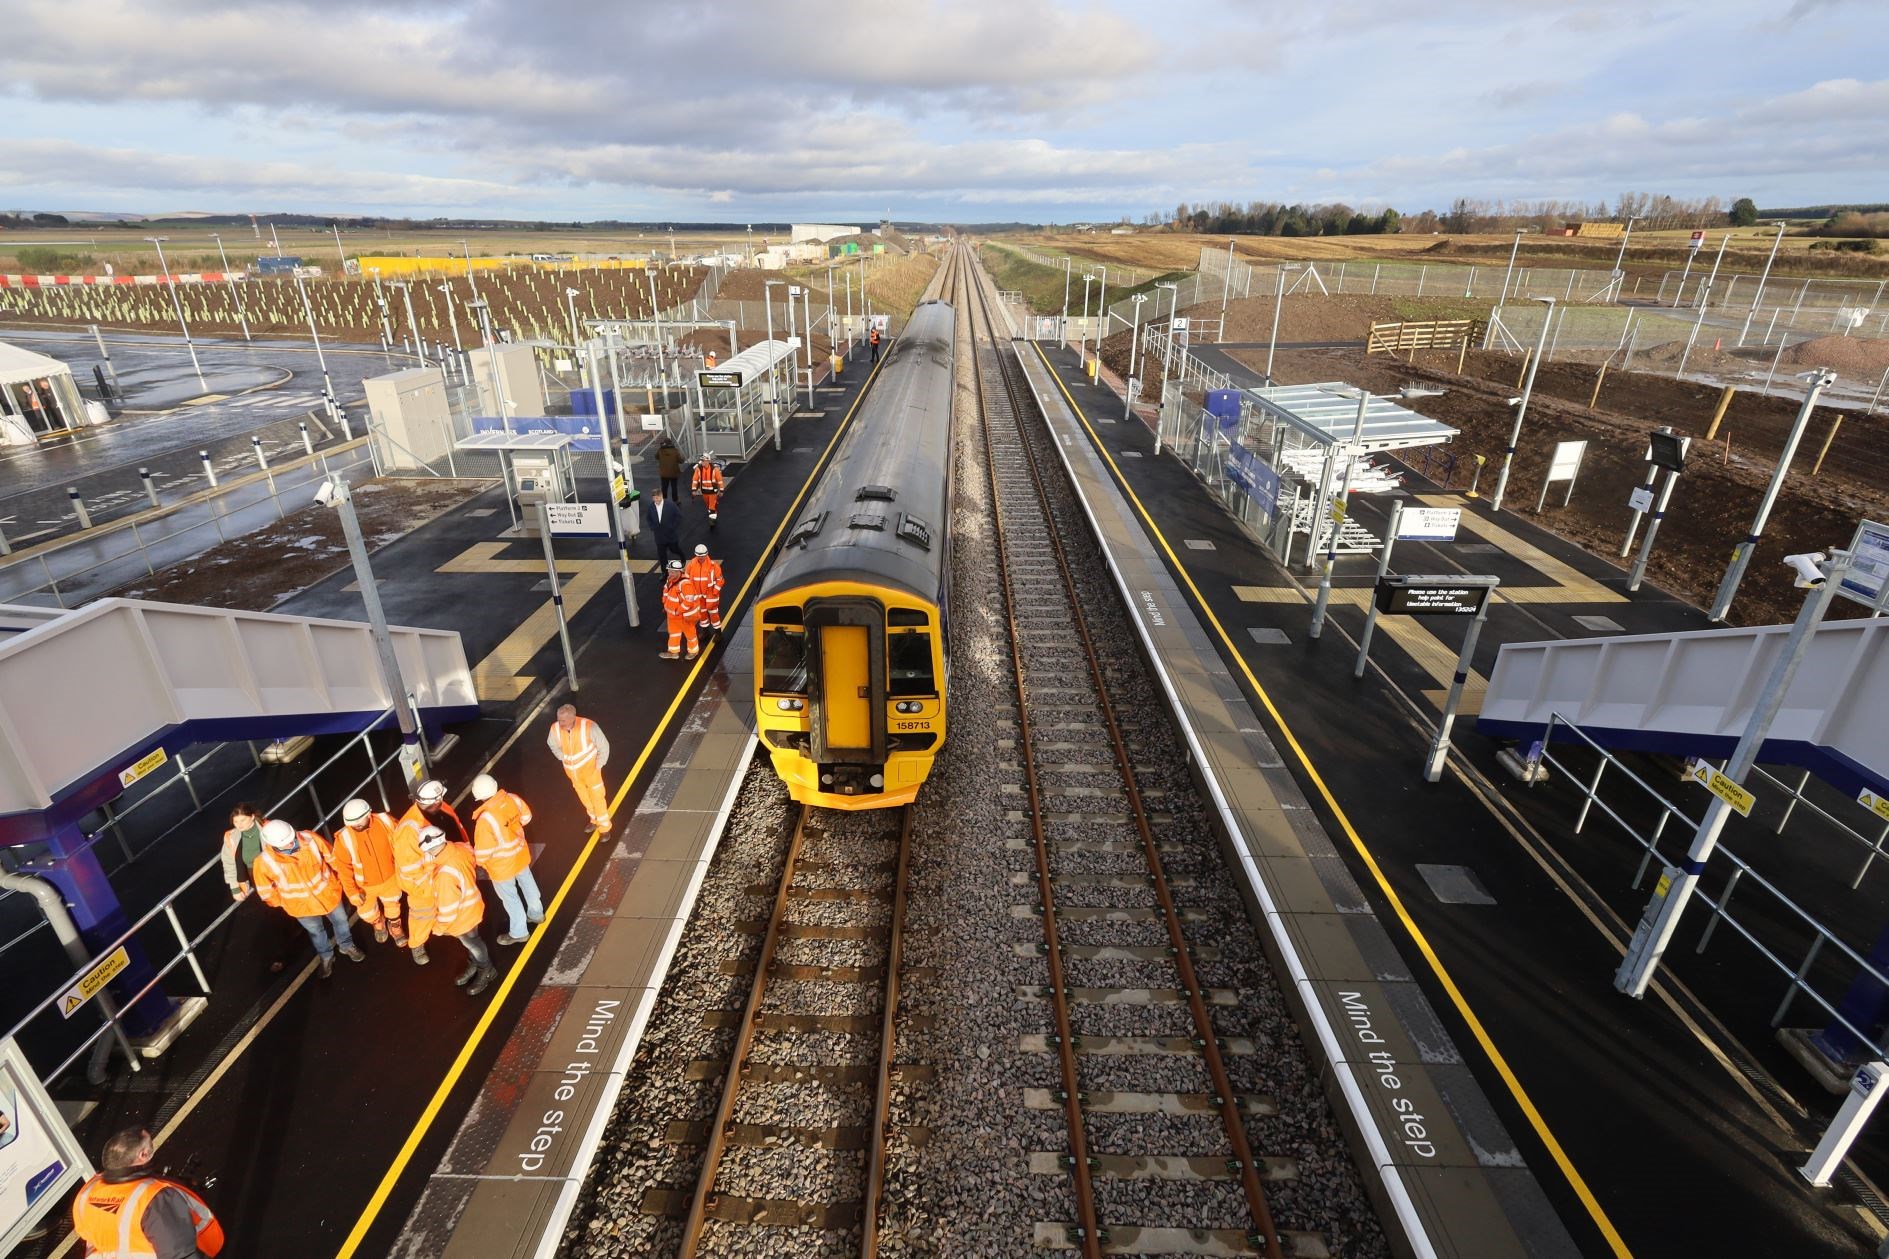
[761,629,809,694]
[887,632,935,697]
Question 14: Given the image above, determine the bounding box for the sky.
[0,0,1883,223]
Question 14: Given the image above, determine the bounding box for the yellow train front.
[754,300,955,809]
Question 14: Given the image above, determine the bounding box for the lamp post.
[1155,281,1179,384]
[1079,274,1095,368]
[467,298,509,422]
[368,267,395,353]
[438,282,464,359]
[331,223,349,274]
[645,267,666,394]
[801,284,814,409]
[1738,222,1788,347]
[1498,228,1525,304]
[392,282,426,364]
[291,270,340,429]
[210,232,251,342]
[144,237,206,388]
[1708,369,1836,622]
[1265,263,1301,383]
[1061,256,1072,343]
[1221,236,1236,316]
[764,279,785,429]
[316,476,424,783]
[564,287,585,384]
[1124,293,1148,421]
[460,239,481,303]
[1489,296,1556,512]
[1609,216,1641,303]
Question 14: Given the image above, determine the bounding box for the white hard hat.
[418,825,448,855]
[694,543,708,556]
[667,559,683,571]
[342,799,372,825]
[261,819,298,850]
[416,780,446,806]
[471,774,498,801]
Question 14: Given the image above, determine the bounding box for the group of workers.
[647,441,728,662]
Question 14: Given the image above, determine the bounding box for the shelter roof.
[0,342,73,386]
[1244,382,1457,452]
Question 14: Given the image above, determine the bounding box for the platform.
[1015,340,1889,1256]
[6,338,890,1259]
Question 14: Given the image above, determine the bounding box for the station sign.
[1396,507,1461,543]
[1689,230,1706,251]
[639,413,665,432]
[1628,486,1655,513]
[1374,576,1495,616]
[697,370,743,389]
[1838,519,1889,612]
[1686,759,1755,817]
[57,946,129,1019]
[1544,439,1587,485]
[543,503,611,538]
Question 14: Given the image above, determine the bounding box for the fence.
[992,242,1163,289]
[1658,269,1888,328]
[2,708,422,1088]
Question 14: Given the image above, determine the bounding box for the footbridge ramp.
[1477,617,1889,799]
[0,598,478,843]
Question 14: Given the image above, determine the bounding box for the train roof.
[760,300,955,606]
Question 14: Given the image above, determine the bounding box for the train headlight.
[869,773,885,788]
[776,698,805,712]
[893,701,921,714]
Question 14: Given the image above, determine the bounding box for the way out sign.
[543,503,610,538]
[1536,439,1587,511]
[58,946,129,1019]
[1396,507,1461,543]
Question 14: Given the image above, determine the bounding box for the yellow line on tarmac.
[1031,343,1632,1259]
[334,348,892,1259]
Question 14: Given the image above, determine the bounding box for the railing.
[3,707,420,1087]
[1535,713,1889,1055]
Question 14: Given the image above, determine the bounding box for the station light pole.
[764,280,785,430]
[1155,281,1179,383]
[1489,296,1556,512]
[392,282,426,364]
[1221,237,1236,316]
[1708,369,1836,622]
[460,239,481,302]
[210,232,251,341]
[1498,228,1526,304]
[291,270,341,430]
[1609,216,1640,303]
[1078,274,1095,368]
[1124,293,1148,421]
[439,282,465,360]
[144,236,206,388]
[1265,263,1301,383]
[564,287,585,383]
[467,298,509,422]
[1737,222,1788,347]
[1060,256,1072,343]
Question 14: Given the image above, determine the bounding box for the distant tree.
[1376,208,1402,234]
[1729,197,1759,226]
[30,212,69,226]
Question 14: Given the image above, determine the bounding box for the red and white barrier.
[0,272,249,288]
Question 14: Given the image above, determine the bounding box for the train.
[753,298,955,809]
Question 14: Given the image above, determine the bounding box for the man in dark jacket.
[645,489,685,570]
[656,438,683,502]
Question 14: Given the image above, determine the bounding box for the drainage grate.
[1121,451,1142,459]
[1184,539,1217,551]
[1247,627,1290,645]
[468,508,498,518]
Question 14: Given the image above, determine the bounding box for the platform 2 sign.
[1374,579,1493,616]
[58,946,129,1019]
[542,503,611,538]
[1395,507,1460,543]
[0,1037,92,1254]
[1686,759,1756,818]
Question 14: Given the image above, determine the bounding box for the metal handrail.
[2,708,407,1076]
[1539,712,1889,1054]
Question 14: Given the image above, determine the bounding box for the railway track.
[955,249,1324,1259]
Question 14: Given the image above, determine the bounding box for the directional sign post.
[536,503,581,691]
[1354,499,1404,679]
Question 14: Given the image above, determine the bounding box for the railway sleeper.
[1008,872,1195,890]
[1009,903,1211,923]
[1018,1033,1258,1056]
[663,1118,933,1150]
[640,1187,859,1230]
[702,1009,936,1034]
[1011,943,1227,963]
[1016,985,1240,1007]
[1022,1087,1276,1117]
[1027,1151,1299,1183]
[683,1060,935,1087]
[1032,1222,1331,1258]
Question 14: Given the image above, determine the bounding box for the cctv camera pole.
[330,478,424,780]
[1628,434,1690,591]
[1617,550,1852,998]
[1490,297,1556,513]
[1708,369,1834,622]
[591,331,641,630]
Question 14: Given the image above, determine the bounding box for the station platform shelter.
[0,341,91,445]
[689,338,797,460]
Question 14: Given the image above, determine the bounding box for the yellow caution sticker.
[1654,873,1672,898]
[59,946,130,1019]
[1686,760,1755,818]
[117,747,168,789]
[1860,789,1889,824]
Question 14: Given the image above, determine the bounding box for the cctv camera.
[1507,396,1523,406]
[314,479,340,508]
[1783,552,1827,587]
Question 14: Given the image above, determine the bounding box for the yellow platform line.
[1033,343,1631,1258]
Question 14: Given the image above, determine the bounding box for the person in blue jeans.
[251,820,362,979]
[470,774,544,945]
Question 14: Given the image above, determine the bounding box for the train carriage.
[754,300,955,809]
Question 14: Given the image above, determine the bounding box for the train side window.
[761,629,809,694]
[887,632,935,697]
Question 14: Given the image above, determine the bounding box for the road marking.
[334,344,897,1259]
[1032,343,1632,1258]
[435,542,646,701]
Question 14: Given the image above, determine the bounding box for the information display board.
[0,1038,91,1253]
[1374,578,1495,616]
[1838,519,1889,612]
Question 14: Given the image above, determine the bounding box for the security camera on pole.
[1489,296,1556,513]
[1709,369,1837,622]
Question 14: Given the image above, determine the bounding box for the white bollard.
[139,467,160,508]
[299,421,315,455]
[68,487,93,530]
[251,436,269,472]
[200,450,219,487]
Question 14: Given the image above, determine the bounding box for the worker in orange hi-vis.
[470,774,542,945]
[685,542,726,632]
[390,778,467,967]
[250,820,363,979]
[416,826,498,996]
[330,798,406,945]
[659,559,702,660]
[690,452,725,527]
[547,703,613,829]
[704,348,718,369]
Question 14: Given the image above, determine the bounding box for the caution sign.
[1686,760,1755,818]
[117,747,168,789]
[1860,788,1889,824]
[58,947,129,1020]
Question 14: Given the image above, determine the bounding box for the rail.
[3,706,423,1086]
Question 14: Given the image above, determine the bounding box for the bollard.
[68,487,94,531]
[200,450,218,487]
[139,467,159,508]
[251,436,269,473]
[299,421,315,455]
[0,523,11,556]
[335,407,353,441]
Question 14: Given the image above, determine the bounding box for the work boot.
[318,957,334,980]
[659,650,679,660]
[686,648,700,660]
[454,960,478,987]
[411,945,430,966]
[342,945,365,963]
[373,922,389,944]
[498,933,527,946]
[526,914,545,926]
[466,966,499,997]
